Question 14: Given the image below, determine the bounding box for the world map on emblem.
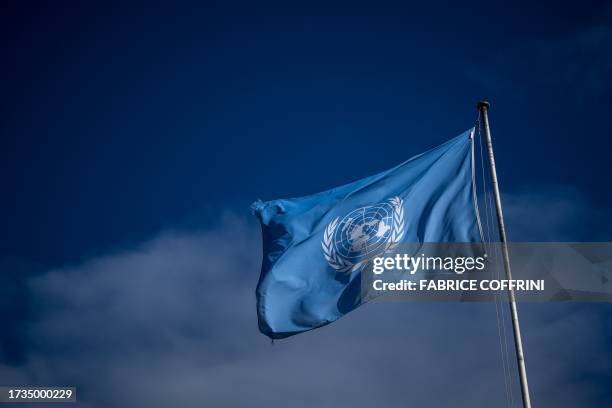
[335,203,394,260]
[322,197,405,272]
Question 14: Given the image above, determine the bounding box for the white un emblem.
[322,196,405,272]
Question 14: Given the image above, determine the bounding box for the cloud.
[503,186,594,241]
[0,193,611,407]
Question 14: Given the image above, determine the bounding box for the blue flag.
[252,129,482,339]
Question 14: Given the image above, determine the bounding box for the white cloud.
[0,196,610,407]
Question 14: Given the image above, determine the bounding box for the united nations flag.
[252,129,481,339]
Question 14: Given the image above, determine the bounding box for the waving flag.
[252,129,481,339]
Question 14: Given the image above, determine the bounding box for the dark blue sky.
[1,2,612,407]
[2,0,611,265]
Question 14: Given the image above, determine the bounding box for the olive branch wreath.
[322,196,405,272]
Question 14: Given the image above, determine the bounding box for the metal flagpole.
[477,100,532,408]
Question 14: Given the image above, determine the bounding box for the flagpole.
[477,101,532,408]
